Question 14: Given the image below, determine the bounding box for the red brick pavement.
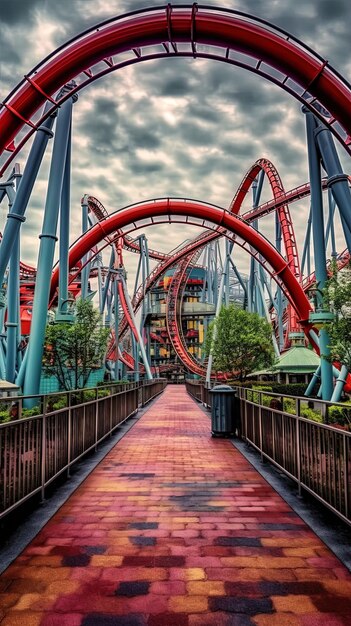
[0,385,350,625]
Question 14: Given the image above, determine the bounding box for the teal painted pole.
[22,97,73,399]
[318,328,334,399]
[0,114,54,332]
[330,364,348,403]
[6,228,20,382]
[113,277,119,382]
[58,124,72,314]
[132,335,139,383]
[304,110,333,400]
[205,239,233,385]
[101,249,115,314]
[301,205,312,277]
[325,190,337,258]
[304,364,321,397]
[81,198,89,300]
[16,343,28,389]
[315,121,351,250]
[230,260,248,310]
[120,274,152,380]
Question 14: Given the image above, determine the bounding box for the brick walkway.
[0,385,350,626]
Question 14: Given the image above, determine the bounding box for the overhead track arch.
[1,3,351,177]
[49,198,312,335]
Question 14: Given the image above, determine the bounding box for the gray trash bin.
[209,384,238,437]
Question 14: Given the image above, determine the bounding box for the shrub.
[327,404,351,427]
[97,389,110,398]
[283,398,296,415]
[0,410,11,424]
[22,406,40,417]
[300,407,323,422]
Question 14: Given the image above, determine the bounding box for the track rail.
[2,4,351,178]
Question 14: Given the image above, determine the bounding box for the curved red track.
[166,158,301,375]
[1,5,351,168]
[49,200,313,345]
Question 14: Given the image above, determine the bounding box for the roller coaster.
[1,5,351,401]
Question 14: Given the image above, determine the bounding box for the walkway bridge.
[0,382,350,625]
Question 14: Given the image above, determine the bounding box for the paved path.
[0,385,350,626]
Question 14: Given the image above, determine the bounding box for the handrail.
[0,379,166,520]
[186,380,351,525]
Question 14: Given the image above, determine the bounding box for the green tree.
[324,264,351,370]
[205,304,275,380]
[43,299,109,390]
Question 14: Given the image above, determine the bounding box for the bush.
[300,407,323,422]
[97,389,110,398]
[22,406,40,417]
[283,398,296,415]
[0,410,11,424]
[327,404,351,427]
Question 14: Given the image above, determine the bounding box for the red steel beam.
[50,199,313,334]
[1,7,351,160]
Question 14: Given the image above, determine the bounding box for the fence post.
[67,391,72,477]
[41,397,47,502]
[95,388,99,451]
[296,416,302,497]
[259,401,263,462]
[110,388,113,434]
[343,433,348,519]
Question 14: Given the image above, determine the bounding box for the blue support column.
[113,277,119,382]
[132,335,139,383]
[301,205,312,278]
[81,198,89,300]
[57,124,72,319]
[101,249,115,314]
[6,222,20,382]
[315,121,351,250]
[275,211,284,350]
[304,364,321,397]
[22,96,73,399]
[0,114,54,336]
[304,110,333,400]
[331,364,348,403]
[325,190,337,259]
[230,260,248,310]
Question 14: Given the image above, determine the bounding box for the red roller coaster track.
[1,4,351,175]
[49,200,313,355]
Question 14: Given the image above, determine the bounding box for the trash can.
[209,384,238,437]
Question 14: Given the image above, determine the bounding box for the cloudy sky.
[1,0,351,292]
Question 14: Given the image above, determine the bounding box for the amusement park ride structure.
[1,5,351,401]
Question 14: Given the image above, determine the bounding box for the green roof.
[272,346,320,373]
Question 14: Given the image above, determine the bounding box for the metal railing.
[0,379,166,520]
[141,379,167,405]
[186,380,351,526]
[186,379,212,407]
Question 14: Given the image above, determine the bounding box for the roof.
[272,346,320,373]
[0,379,20,389]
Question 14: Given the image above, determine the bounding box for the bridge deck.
[0,385,350,626]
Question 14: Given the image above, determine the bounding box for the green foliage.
[205,304,275,380]
[97,389,110,398]
[22,406,40,417]
[43,299,109,391]
[300,407,323,423]
[283,398,296,414]
[327,404,351,427]
[324,263,351,369]
[265,383,308,397]
[0,411,11,424]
